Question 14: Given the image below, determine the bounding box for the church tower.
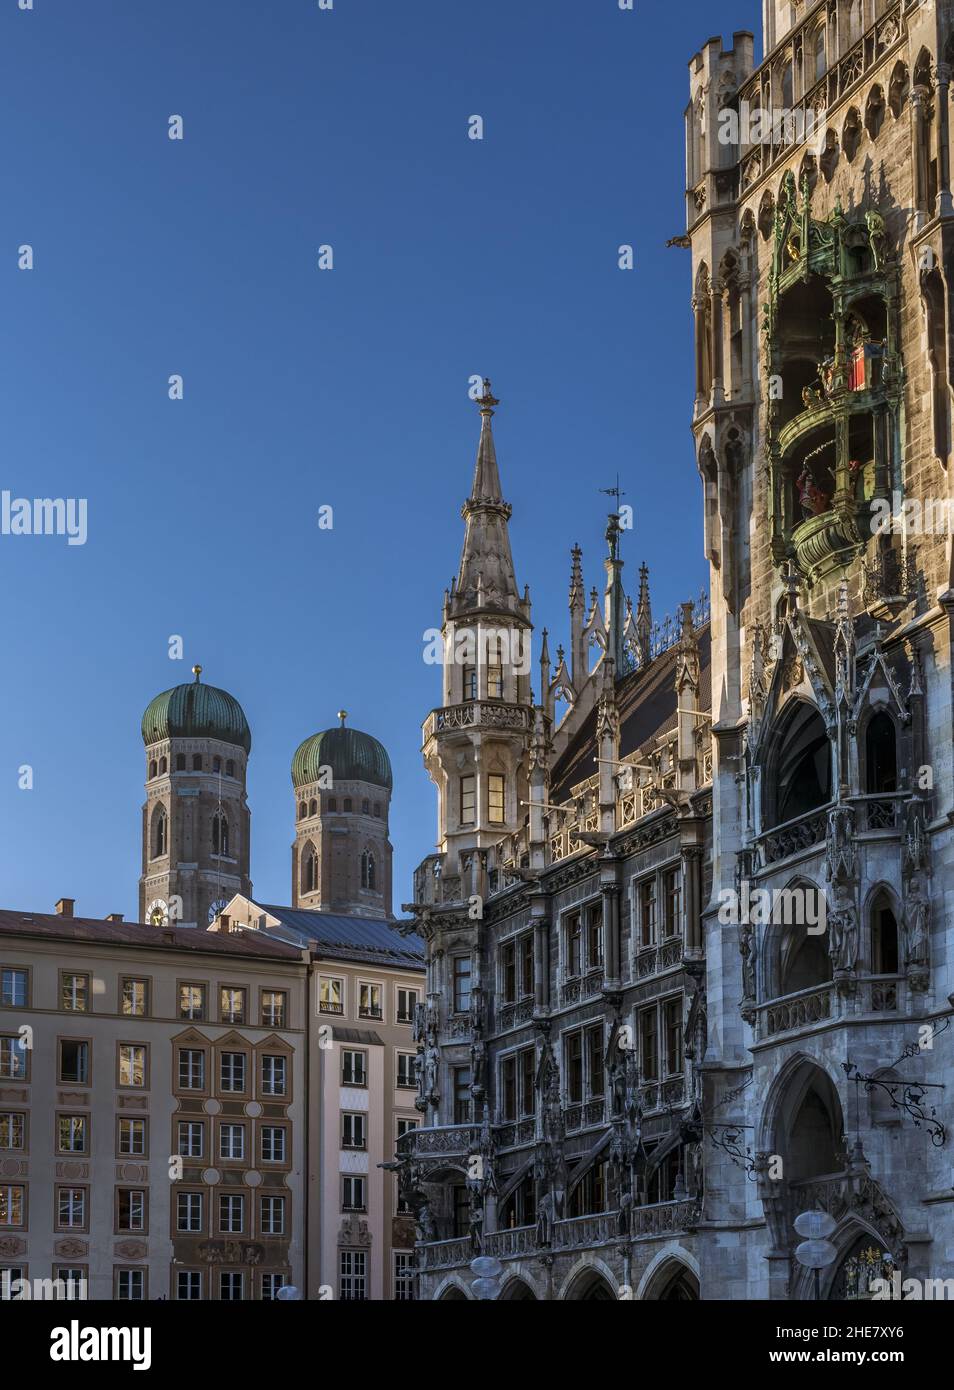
[291,712,394,919]
[422,380,534,895]
[139,666,252,927]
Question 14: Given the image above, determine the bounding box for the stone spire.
[450,380,526,622]
[603,513,627,672]
[636,563,652,665]
[569,544,586,688]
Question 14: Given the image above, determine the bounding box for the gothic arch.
[864,84,886,141]
[301,841,318,895]
[434,1277,471,1300]
[558,1256,619,1301]
[888,61,909,119]
[640,1251,701,1301]
[498,1276,538,1301]
[758,1054,846,1182]
[151,803,168,859]
[757,189,775,240]
[864,882,900,976]
[759,875,831,1001]
[859,706,898,794]
[792,1215,901,1300]
[762,697,832,829]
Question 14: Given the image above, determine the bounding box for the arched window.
[309,799,318,817]
[362,799,370,814]
[175,753,186,772]
[781,59,794,111]
[212,812,229,857]
[847,0,862,45]
[814,27,826,82]
[193,754,203,771]
[213,757,221,774]
[328,797,337,811]
[361,852,370,889]
[373,802,381,817]
[153,807,167,858]
[865,712,897,794]
[367,853,376,891]
[149,760,157,780]
[158,756,167,775]
[771,703,832,826]
[343,798,353,812]
[298,801,307,820]
[226,760,234,777]
[870,890,900,974]
[303,849,317,894]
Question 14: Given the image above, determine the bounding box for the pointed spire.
[451,380,526,621]
[636,563,652,665]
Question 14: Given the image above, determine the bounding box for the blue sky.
[0,0,761,921]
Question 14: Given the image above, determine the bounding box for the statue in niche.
[865,208,887,271]
[903,875,930,972]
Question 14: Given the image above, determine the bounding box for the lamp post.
[793,1210,837,1301]
[469,1254,504,1300]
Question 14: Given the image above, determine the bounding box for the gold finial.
[337,709,348,726]
[192,664,202,682]
[476,378,499,414]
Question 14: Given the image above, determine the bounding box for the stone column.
[937,64,953,217]
[710,282,725,404]
[601,882,621,987]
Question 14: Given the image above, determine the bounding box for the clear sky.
[0,0,761,922]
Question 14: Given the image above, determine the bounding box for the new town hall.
[396,0,954,1299]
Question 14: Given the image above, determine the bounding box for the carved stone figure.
[903,876,930,970]
[740,919,757,999]
[536,1189,554,1248]
[865,208,887,271]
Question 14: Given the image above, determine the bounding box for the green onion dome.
[292,711,392,791]
[141,666,251,754]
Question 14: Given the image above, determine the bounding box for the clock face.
[147,898,169,927]
[208,898,229,925]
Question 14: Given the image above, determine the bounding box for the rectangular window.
[342,1113,366,1150]
[453,1067,472,1124]
[0,1037,27,1081]
[1,1035,28,1082]
[261,990,287,1027]
[261,1125,286,1164]
[453,1186,470,1238]
[119,1118,146,1156]
[177,1192,203,1233]
[57,1187,86,1229]
[219,1194,245,1234]
[396,1053,416,1088]
[342,1176,366,1212]
[663,868,683,937]
[520,935,534,997]
[339,1249,367,1301]
[396,1117,418,1141]
[219,1124,245,1161]
[587,902,604,970]
[178,1121,204,1158]
[179,984,207,1021]
[219,1270,243,1301]
[341,1050,367,1087]
[319,977,343,1015]
[0,969,28,1008]
[59,1039,89,1085]
[261,1273,287,1301]
[0,1113,25,1150]
[587,1025,605,1097]
[119,1044,146,1089]
[260,1195,285,1236]
[664,998,683,1076]
[116,1269,145,1300]
[55,1268,87,1300]
[61,973,89,1013]
[396,987,418,1024]
[460,774,476,825]
[488,773,505,824]
[486,663,504,699]
[121,979,149,1017]
[500,1055,517,1121]
[358,982,382,1020]
[520,1047,536,1117]
[177,1271,202,1301]
[57,1114,88,1154]
[117,1189,145,1232]
[565,912,582,977]
[220,987,246,1024]
[261,1055,287,1097]
[394,1252,414,1301]
[462,666,477,701]
[0,1186,25,1226]
[453,956,471,1014]
[639,878,657,949]
[220,1052,247,1093]
[501,941,516,1002]
[640,1008,659,1081]
[178,1048,205,1091]
[565,1032,583,1104]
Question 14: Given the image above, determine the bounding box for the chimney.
[105,913,124,923]
[55,898,75,918]
[218,914,230,934]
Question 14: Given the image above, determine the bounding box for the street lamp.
[793,1210,837,1300]
[469,1255,504,1300]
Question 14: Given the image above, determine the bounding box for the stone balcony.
[754,975,905,1042]
[752,804,830,870]
[423,701,532,742]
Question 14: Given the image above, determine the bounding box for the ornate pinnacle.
[476,379,499,414]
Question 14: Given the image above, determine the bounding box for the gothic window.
[770,702,831,827]
[888,61,909,119]
[176,754,186,771]
[212,812,229,857]
[226,760,234,777]
[922,266,951,464]
[153,808,167,859]
[847,0,862,46]
[865,84,885,141]
[159,757,167,775]
[864,712,897,794]
[870,891,900,974]
[302,848,317,895]
[499,1174,536,1231]
[298,802,307,820]
[842,107,862,162]
[192,755,202,772]
[360,852,376,891]
[343,798,352,812]
[488,774,505,824]
[373,801,380,817]
[813,26,826,82]
[213,757,221,774]
[567,1161,607,1218]
[819,128,840,181]
[361,798,369,814]
[781,58,794,112]
[780,925,832,995]
[328,797,337,811]
[309,799,318,817]
[149,760,157,780]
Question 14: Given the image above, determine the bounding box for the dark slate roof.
[551,627,712,804]
[250,904,425,971]
[0,909,303,961]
